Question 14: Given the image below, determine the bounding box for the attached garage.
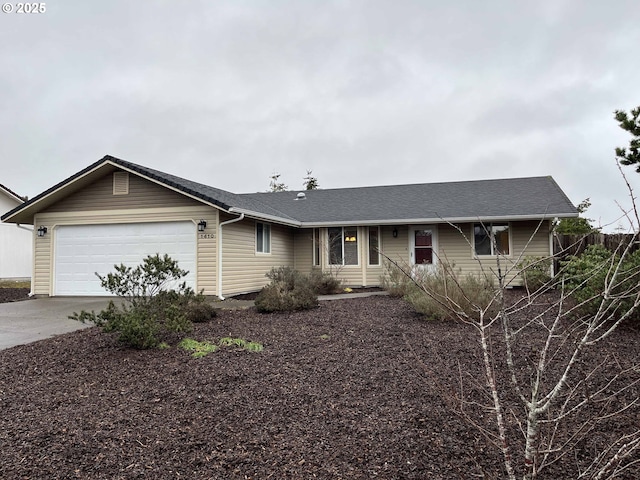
[54,221,197,296]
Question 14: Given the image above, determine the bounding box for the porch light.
[37,226,47,237]
[197,220,207,232]
[392,228,398,238]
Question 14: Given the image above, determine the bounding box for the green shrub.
[308,270,342,294]
[518,256,552,292]
[255,266,318,313]
[560,244,640,320]
[97,253,191,307]
[70,254,210,349]
[184,300,218,323]
[179,338,219,358]
[179,337,263,357]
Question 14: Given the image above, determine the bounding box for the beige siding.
[44,172,198,213]
[375,221,551,287]
[33,206,218,296]
[438,220,551,286]
[364,226,390,286]
[220,215,295,296]
[196,209,219,295]
[378,225,411,268]
[293,229,314,276]
[31,166,554,296]
[309,226,388,288]
[289,226,387,287]
[33,230,50,295]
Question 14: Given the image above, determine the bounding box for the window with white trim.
[313,228,320,266]
[474,223,510,256]
[328,227,358,265]
[368,227,380,265]
[256,222,271,253]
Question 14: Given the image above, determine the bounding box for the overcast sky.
[1,1,639,231]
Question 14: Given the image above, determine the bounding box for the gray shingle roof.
[240,176,578,225]
[111,157,298,222]
[2,155,578,225]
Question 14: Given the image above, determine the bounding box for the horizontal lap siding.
[439,221,551,287]
[34,234,50,294]
[221,217,294,296]
[294,227,383,287]
[379,225,410,268]
[293,229,314,276]
[310,226,392,288]
[375,222,551,288]
[364,226,394,286]
[196,210,218,295]
[43,172,198,212]
[33,169,219,296]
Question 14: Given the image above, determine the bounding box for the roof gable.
[0,183,25,204]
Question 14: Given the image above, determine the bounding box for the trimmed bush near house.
[381,259,414,297]
[308,270,342,294]
[407,266,497,321]
[518,256,552,292]
[560,244,640,321]
[255,266,318,313]
[382,261,497,321]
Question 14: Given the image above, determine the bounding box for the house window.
[414,229,433,264]
[313,228,320,266]
[328,227,358,265]
[256,222,271,253]
[368,227,380,265]
[474,223,510,256]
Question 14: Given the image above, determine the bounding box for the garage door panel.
[54,222,196,296]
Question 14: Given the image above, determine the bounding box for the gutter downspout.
[217,213,245,300]
[15,224,34,233]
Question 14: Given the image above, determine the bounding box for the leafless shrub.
[382,166,640,480]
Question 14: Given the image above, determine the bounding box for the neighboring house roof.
[0,183,26,204]
[1,155,578,226]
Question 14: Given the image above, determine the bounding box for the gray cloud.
[1,0,639,230]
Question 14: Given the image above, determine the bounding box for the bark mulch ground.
[0,287,30,303]
[0,290,638,479]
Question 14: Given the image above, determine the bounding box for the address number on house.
[198,233,215,239]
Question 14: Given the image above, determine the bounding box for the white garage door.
[54,222,197,296]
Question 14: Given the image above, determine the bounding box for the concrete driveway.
[0,297,113,350]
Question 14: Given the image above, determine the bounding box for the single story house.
[1,155,578,297]
[0,183,31,280]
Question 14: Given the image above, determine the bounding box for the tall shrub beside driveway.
[70,254,216,348]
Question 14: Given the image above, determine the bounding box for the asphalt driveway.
[0,298,112,350]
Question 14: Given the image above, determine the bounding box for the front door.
[409,225,437,275]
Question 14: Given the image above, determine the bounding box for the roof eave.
[229,208,302,227]
[107,159,234,212]
[299,212,578,228]
[0,185,24,204]
[1,159,111,224]
[1,156,236,224]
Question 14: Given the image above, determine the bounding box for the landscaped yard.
[0,293,638,479]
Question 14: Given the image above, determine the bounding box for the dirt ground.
[0,287,30,303]
[0,290,638,479]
